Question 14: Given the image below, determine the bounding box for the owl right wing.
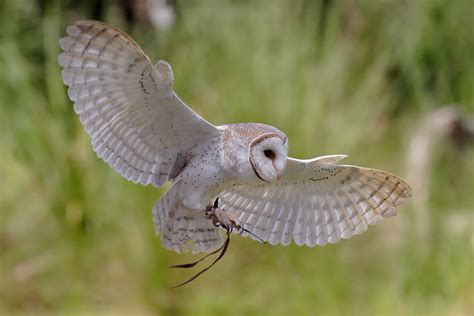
[59,20,218,186]
[218,155,412,246]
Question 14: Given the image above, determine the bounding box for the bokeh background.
[1,0,473,315]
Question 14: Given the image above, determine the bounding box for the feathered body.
[154,123,288,252]
[59,20,412,254]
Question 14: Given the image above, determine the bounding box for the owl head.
[223,123,288,183]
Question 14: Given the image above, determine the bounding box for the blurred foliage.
[0,0,473,315]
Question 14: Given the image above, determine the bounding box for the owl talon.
[205,198,242,233]
[205,198,267,244]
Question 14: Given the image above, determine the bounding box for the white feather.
[59,21,412,254]
[59,20,218,187]
[219,157,412,247]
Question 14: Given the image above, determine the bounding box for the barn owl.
[59,20,412,254]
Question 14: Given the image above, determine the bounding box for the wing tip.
[65,24,81,37]
[73,19,106,28]
[63,20,104,38]
[311,154,349,165]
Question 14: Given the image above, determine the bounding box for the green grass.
[1,0,473,315]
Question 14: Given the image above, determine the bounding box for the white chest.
[176,139,228,210]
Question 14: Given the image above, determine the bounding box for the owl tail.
[153,181,224,254]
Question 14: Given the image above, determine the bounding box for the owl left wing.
[218,155,412,246]
[59,20,218,187]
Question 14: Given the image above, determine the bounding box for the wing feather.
[219,157,411,246]
[59,20,218,186]
[306,196,317,246]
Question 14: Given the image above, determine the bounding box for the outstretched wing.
[59,20,218,186]
[218,155,412,246]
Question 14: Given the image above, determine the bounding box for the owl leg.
[206,198,266,244]
[205,198,241,231]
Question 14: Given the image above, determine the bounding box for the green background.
[1,0,473,315]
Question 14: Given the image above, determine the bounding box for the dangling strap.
[170,231,231,288]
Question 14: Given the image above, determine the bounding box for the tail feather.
[153,182,224,253]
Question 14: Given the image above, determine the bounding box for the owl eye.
[263,149,275,159]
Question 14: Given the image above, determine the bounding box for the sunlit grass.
[1,0,473,315]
